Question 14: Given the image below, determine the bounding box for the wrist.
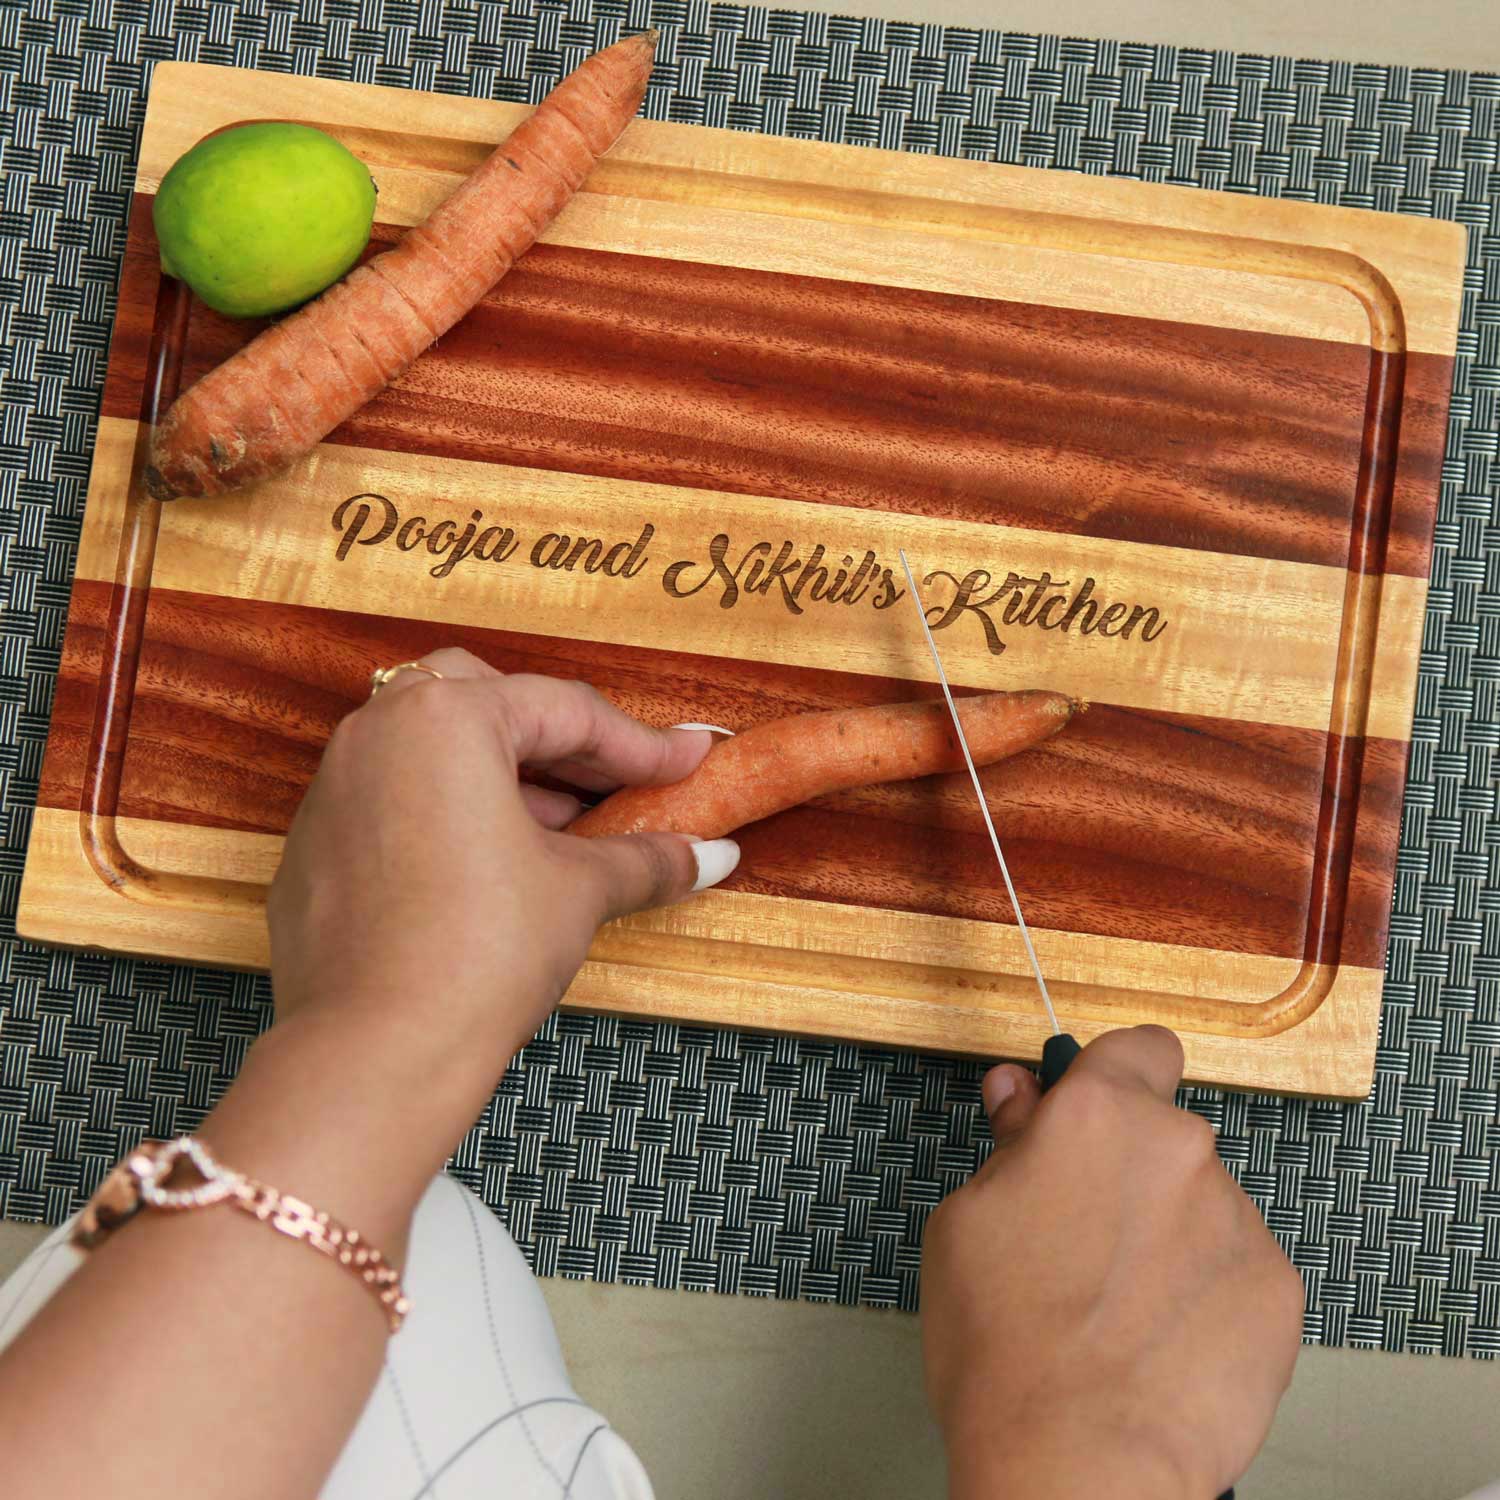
[270,977,536,1112]
[944,1403,1199,1500]
[198,1014,471,1260]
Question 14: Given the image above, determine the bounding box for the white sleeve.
[321,1173,655,1500]
[0,1177,653,1500]
[0,1220,86,1357]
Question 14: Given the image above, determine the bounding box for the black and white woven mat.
[1,0,1497,1358]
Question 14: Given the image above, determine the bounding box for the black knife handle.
[1035,1035,1236,1500]
[1039,1031,1082,1090]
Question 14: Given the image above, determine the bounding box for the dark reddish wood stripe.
[39,583,1401,969]
[1301,343,1411,968]
[103,200,1448,577]
[100,197,177,426]
[82,279,193,859]
[1388,351,1450,585]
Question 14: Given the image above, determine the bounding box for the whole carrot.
[569,690,1077,840]
[145,32,658,501]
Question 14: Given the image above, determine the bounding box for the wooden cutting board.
[17,61,1465,1098]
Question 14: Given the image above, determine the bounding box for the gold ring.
[369,661,444,698]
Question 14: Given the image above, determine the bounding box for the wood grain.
[95,815,1303,1008]
[134,62,1467,359]
[37,580,1404,969]
[102,212,1451,577]
[127,421,1428,740]
[19,804,1384,1096]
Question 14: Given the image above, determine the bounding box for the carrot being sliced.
[145,31,658,501]
[568,690,1078,841]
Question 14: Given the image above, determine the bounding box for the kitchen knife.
[897,550,1233,1500]
[896,549,1081,1072]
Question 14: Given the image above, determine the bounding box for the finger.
[539,759,628,795]
[520,784,584,829]
[566,831,740,923]
[494,675,713,785]
[539,724,733,795]
[982,1064,1043,1146]
[1074,1025,1185,1101]
[363,647,498,705]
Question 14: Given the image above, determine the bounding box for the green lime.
[153,122,377,319]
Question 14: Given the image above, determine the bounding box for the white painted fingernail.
[671,721,736,737]
[686,837,740,891]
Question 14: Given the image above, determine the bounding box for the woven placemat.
[1,0,1496,1357]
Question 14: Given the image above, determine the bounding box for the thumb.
[572,831,741,923]
[982,1063,1043,1146]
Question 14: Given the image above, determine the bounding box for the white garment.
[0,1175,653,1500]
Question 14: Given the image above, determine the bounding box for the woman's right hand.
[919,1026,1303,1500]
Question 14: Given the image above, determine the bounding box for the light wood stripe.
[109,812,1303,1004]
[16,806,1381,1096]
[569,954,1384,1100]
[360,167,1375,349]
[138,62,1463,356]
[100,418,1427,738]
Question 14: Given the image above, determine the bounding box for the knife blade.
[896,550,1081,1087]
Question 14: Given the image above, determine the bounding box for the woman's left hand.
[0,651,736,1500]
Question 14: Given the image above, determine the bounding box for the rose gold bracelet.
[73,1136,411,1334]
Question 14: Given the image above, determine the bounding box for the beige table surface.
[831,0,1500,73]
[4,2,1498,1496]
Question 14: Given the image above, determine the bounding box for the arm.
[0,649,735,1499]
[920,1027,1304,1500]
